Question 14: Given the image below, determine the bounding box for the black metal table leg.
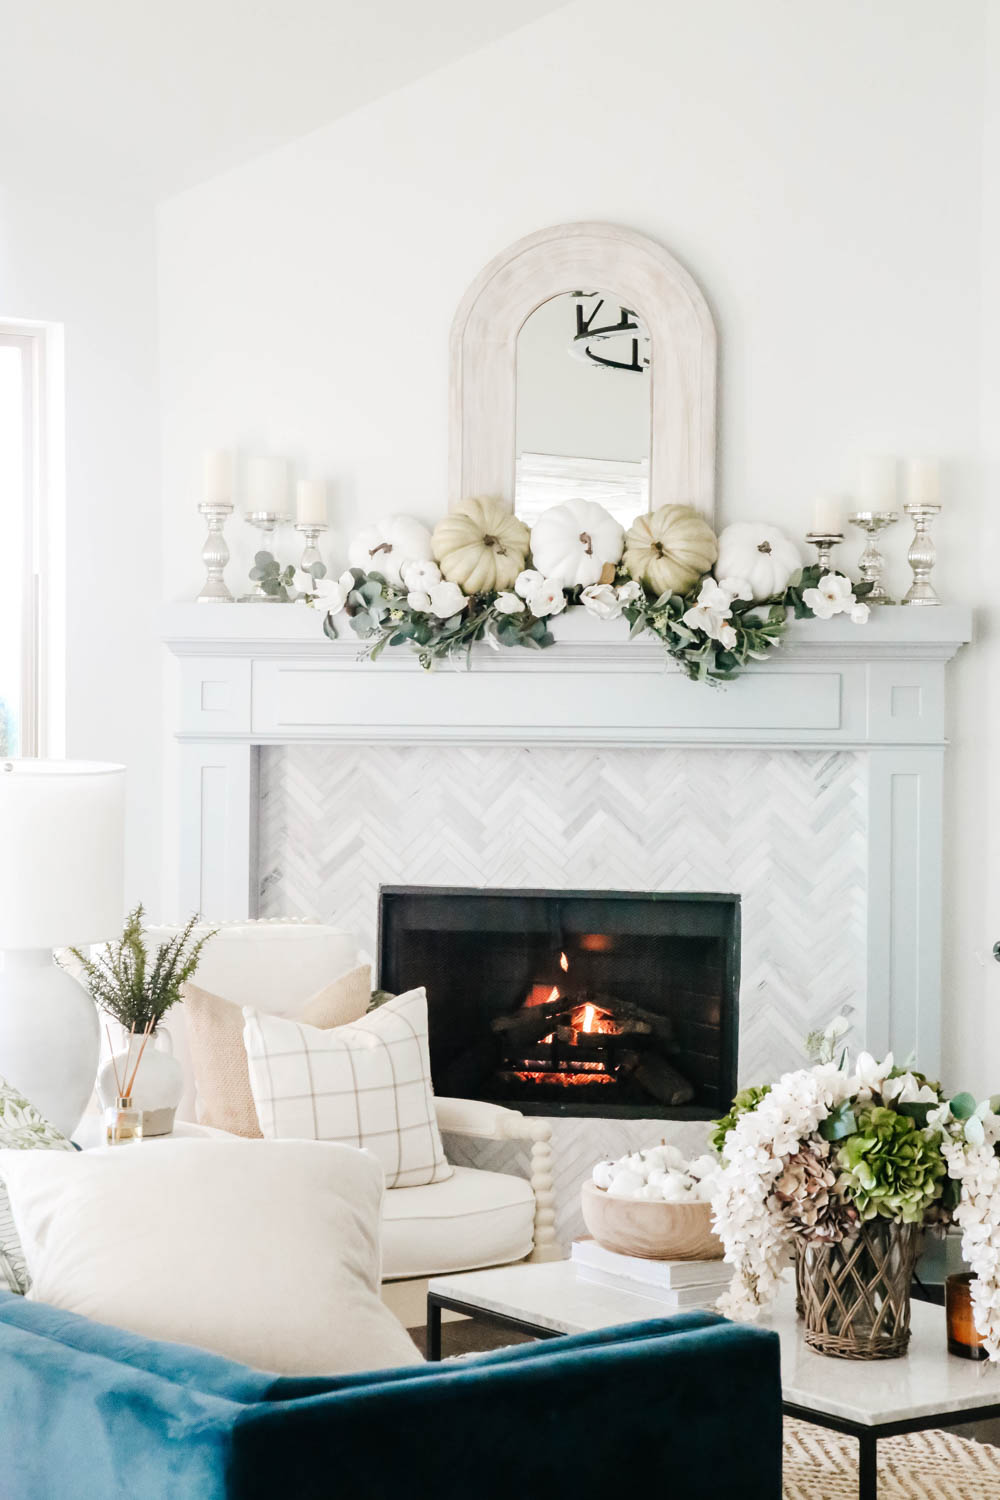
[858,1431,878,1500]
[427,1294,443,1361]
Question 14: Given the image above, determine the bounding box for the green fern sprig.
[68,905,215,1032]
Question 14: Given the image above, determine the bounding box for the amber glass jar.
[946,1272,988,1361]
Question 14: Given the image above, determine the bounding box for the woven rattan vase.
[799,1220,919,1359]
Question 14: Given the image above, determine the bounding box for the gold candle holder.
[946,1272,988,1361]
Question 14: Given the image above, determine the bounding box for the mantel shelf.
[162,602,972,666]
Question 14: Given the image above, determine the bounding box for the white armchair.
[145,919,561,1320]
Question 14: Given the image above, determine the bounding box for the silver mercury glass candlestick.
[901,502,942,606]
[196,500,235,602]
[804,532,844,573]
[239,510,291,602]
[295,520,328,578]
[848,510,899,605]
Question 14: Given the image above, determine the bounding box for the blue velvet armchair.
[0,1292,782,1499]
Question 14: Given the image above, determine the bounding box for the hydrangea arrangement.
[709,1027,975,1329]
[591,1144,720,1204]
[320,501,872,684]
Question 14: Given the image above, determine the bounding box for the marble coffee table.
[427,1260,1000,1500]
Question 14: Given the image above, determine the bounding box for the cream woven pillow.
[184,964,371,1137]
[243,987,452,1189]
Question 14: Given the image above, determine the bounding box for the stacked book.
[571,1237,731,1309]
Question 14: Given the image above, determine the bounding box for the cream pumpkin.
[623,505,718,597]
[432,497,530,594]
[715,522,801,601]
[530,499,624,589]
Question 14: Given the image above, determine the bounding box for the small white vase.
[97,1026,184,1137]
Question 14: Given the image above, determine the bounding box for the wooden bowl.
[580,1179,723,1261]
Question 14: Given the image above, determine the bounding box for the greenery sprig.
[69,905,216,1032]
[251,551,327,606]
[324,569,555,670]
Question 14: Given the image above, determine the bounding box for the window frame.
[0,324,48,757]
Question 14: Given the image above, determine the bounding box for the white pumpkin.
[348,514,433,587]
[432,497,530,594]
[623,505,718,597]
[714,523,801,601]
[529,499,625,588]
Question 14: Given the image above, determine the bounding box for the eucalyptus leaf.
[949,1092,978,1121]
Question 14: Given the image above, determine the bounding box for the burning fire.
[559,951,569,973]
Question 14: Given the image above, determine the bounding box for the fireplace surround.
[378,886,740,1119]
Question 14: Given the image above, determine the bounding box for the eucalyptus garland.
[322,563,872,684]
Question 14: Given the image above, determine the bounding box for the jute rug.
[783,1417,1000,1498]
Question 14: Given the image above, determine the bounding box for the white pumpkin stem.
[579,531,593,555]
[757,541,772,555]
[369,541,393,558]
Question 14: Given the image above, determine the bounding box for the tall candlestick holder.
[901,502,942,606]
[804,532,844,573]
[295,521,328,579]
[239,510,291,602]
[196,500,235,602]
[848,510,899,605]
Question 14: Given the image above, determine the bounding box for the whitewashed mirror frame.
[448,221,717,520]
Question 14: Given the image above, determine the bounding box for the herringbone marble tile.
[259,744,867,1247]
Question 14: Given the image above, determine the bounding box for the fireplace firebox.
[378,887,739,1119]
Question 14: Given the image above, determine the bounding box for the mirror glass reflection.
[514,289,651,526]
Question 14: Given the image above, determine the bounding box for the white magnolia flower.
[402,558,442,593]
[580,583,622,621]
[514,569,544,600]
[428,581,467,619]
[407,590,432,613]
[850,602,871,625]
[801,572,855,620]
[682,576,737,641]
[855,1050,893,1097]
[528,579,567,618]
[494,591,525,615]
[323,569,358,615]
[881,1072,938,1107]
[616,579,643,604]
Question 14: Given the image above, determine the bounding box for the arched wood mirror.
[448,222,717,524]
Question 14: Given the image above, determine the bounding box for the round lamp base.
[0,951,99,1137]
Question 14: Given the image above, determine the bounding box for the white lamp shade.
[0,760,125,950]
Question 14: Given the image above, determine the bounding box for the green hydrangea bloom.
[836,1105,946,1223]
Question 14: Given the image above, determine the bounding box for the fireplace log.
[490,1001,563,1051]
[633,1054,696,1106]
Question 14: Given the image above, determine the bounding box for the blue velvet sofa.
[0,1292,782,1499]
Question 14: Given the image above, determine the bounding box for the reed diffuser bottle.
[104,1095,143,1146]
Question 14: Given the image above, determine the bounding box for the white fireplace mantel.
[164,601,971,1072]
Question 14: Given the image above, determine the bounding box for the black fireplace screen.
[377,887,739,1119]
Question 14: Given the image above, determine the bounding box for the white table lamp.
[0,760,125,1135]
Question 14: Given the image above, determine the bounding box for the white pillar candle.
[811,496,842,534]
[246,456,289,515]
[904,457,941,506]
[858,454,898,509]
[202,450,233,507]
[296,479,328,527]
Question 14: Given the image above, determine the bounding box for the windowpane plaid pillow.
[0,1077,77,1294]
[242,987,453,1189]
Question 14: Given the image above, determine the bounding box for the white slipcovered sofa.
[147,921,559,1319]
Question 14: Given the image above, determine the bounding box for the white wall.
[0,170,162,911]
[158,0,994,1087]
